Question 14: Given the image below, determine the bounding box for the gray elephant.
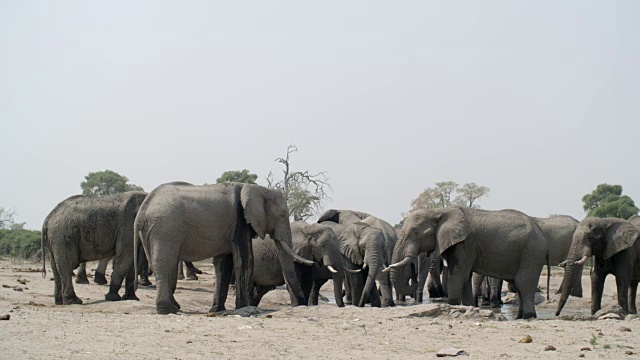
[317,209,397,307]
[338,222,387,307]
[134,182,313,314]
[251,221,347,307]
[388,207,549,319]
[41,191,147,305]
[75,258,112,285]
[556,216,640,316]
[474,215,580,307]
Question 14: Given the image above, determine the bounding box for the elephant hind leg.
[251,285,275,307]
[49,252,63,305]
[75,262,89,284]
[629,280,638,314]
[153,248,181,315]
[513,274,537,319]
[52,248,82,305]
[211,254,233,313]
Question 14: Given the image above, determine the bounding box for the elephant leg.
[368,283,382,307]
[416,262,428,302]
[590,269,606,315]
[615,275,630,315]
[300,274,314,305]
[378,272,396,307]
[444,249,474,306]
[251,285,275,307]
[310,277,328,305]
[471,273,483,307]
[489,278,503,308]
[231,229,254,309]
[75,262,89,284]
[629,281,638,315]
[482,276,492,306]
[461,275,474,306]
[94,258,109,285]
[177,261,185,280]
[137,251,152,286]
[513,273,537,319]
[122,262,138,301]
[105,255,129,301]
[210,254,233,313]
[344,275,353,305]
[52,248,82,305]
[49,253,63,305]
[349,273,364,307]
[441,266,449,297]
[516,291,524,319]
[185,262,198,280]
[154,249,180,315]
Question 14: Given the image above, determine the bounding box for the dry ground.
[1,258,639,359]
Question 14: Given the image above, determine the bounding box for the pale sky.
[2,1,639,230]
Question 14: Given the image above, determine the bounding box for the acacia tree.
[582,184,638,219]
[453,183,491,208]
[80,170,144,196]
[0,208,17,230]
[266,145,331,221]
[216,169,258,184]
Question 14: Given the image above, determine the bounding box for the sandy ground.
[1,259,639,359]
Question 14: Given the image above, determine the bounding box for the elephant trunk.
[556,231,590,316]
[358,243,381,307]
[389,240,419,297]
[322,253,346,307]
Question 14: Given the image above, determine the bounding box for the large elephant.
[317,209,397,307]
[41,191,147,305]
[251,221,346,307]
[134,182,313,314]
[338,222,387,307]
[556,217,640,316]
[473,215,580,307]
[388,207,548,319]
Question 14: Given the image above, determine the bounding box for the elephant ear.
[436,208,471,255]
[605,222,639,259]
[293,224,315,260]
[339,223,365,265]
[241,184,268,239]
[317,209,340,223]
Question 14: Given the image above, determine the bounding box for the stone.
[580,347,591,351]
[626,351,634,355]
[619,326,632,332]
[598,313,621,320]
[519,335,533,343]
[544,345,556,351]
[594,306,625,318]
[436,348,467,357]
[0,314,9,320]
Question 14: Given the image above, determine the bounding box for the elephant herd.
[41,182,640,319]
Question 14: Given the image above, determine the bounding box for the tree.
[582,184,639,219]
[80,170,144,196]
[453,183,491,208]
[266,145,332,221]
[0,208,16,230]
[216,169,258,184]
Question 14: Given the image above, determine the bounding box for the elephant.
[317,209,397,307]
[556,217,640,316]
[251,221,347,307]
[41,191,147,305]
[473,215,580,307]
[338,222,387,307]
[134,182,313,314]
[75,258,112,285]
[388,207,549,319]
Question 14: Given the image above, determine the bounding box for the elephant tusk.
[557,260,568,268]
[278,239,314,266]
[362,262,368,270]
[442,258,448,268]
[382,256,413,273]
[574,255,589,266]
[327,265,338,273]
[345,268,362,273]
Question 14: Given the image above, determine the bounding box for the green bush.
[0,228,43,260]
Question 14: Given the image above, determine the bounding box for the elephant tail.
[546,253,550,301]
[40,225,47,278]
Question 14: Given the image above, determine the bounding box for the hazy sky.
[2,2,639,229]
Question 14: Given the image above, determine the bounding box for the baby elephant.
[251,221,347,307]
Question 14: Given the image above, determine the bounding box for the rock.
[519,335,533,343]
[408,304,441,317]
[318,294,329,302]
[17,279,27,285]
[625,314,640,321]
[2,284,11,288]
[594,306,625,318]
[13,287,23,292]
[626,350,634,355]
[578,354,584,358]
[207,306,269,318]
[436,348,467,357]
[544,345,556,351]
[0,314,9,320]
[619,326,632,332]
[598,313,621,320]
[580,347,591,351]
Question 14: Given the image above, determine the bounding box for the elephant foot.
[157,303,179,315]
[75,275,90,285]
[522,312,537,319]
[171,298,181,310]
[138,278,152,287]
[105,292,122,301]
[208,305,226,313]
[186,274,198,281]
[93,272,108,285]
[55,297,63,305]
[490,302,501,309]
[381,299,396,307]
[62,295,83,305]
[122,292,140,301]
[480,300,490,307]
[570,289,583,298]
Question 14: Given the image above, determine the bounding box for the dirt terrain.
[1,258,638,359]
